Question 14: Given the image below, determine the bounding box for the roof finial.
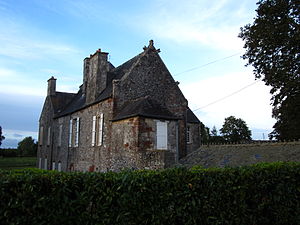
[149,40,154,48]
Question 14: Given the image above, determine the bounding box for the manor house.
[37,40,201,172]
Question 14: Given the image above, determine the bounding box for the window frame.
[156,121,168,150]
[186,126,191,144]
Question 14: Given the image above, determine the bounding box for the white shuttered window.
[92,116,97,146]
[69,119,72,147]
[44,158,48,170]
[52,161,56,170]
[38,158,42,169]
[39,126,44,145]
[156,121,168,149]
[75,117,80,147]
[58,162,62,172]
[47,126,51,146]
[58,124,63,147]
[98,113,104,146]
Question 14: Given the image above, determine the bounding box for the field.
[0,157,37,170]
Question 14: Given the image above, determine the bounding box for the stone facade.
[37,41,201,172]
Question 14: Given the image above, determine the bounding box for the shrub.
[0,162,299,225]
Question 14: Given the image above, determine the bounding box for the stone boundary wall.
[179,141,300,168]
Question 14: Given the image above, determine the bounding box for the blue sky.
[0,0,275,148]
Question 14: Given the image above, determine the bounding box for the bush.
[0,162,299,225]
[0,148,18,157]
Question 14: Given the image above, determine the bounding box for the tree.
[211,126,218,136]
[17,136,37,156]
[209,126,225,143]
[220,116,252,143]
[0,126,5,146]
[239,0,300,140]
[200,122,210,144]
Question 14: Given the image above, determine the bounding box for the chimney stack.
[47,76,56,96]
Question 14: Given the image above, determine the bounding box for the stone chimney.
[47,76,56,96]
[82,57,90,95]
[84,49,110,104]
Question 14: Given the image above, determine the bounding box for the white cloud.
[128,0,256,51]
[3,129,38,141]
[181,71,276,132]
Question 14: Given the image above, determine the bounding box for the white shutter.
[75,117,80,147]
[69,119,72,147]
[156,121,168,149]
[39,126,43,145]
[58,124,63,147]
[58,162,62,172]
[47,126,51,146]
[38,158,42,169]
[92,116,96,146]
[98,113,104,146]
[52,162,56,171]
[44,158,48,170]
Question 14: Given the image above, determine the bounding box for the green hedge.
[0,148,18,157]
[0,162,299,225]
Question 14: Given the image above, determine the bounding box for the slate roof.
[55,53,142,118]
[50,92,76,115]
[187,108,200,124]
[112,96,179,121]
[53,48,200,124]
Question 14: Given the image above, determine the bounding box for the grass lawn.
[0,157,37,170]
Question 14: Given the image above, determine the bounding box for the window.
[98,113,104,146]
[39,126,44,145]
[92,116,97,146]
[58,162,62,172]
[69,117,80,147]
[75,118,80,147]
[91,113,104,146]
[156,121,168,149]
[58,124,63,147]
[187,126,191,143]
[38,158,42,169]
[44,158,48,170]
[52,161,56,171]
[47,126,51,146]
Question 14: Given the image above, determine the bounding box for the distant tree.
[239,0,300,140]
[17,136,37,156]
[200,122,210,144]
[220,116,252,143]
[0,126,5,146]
[210,126,225,143]
[211,126,218,136]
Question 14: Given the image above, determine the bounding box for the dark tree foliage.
[0,126,5,146]
[220,116,252,143]
[209,126,225,143]
[239,0,300,140]
[17,136,37,156]
[200,122,210,144]
[211,126,218,136]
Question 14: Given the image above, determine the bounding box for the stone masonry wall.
[186,123,200,155]
[113,50,188,157]
[37,96,54,170]
[48,99,113,172]
[179,141,300,168]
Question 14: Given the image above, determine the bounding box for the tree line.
[200,116,252,144]
[0,126,37,157]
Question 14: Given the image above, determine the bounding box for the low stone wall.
[179,141,300,168]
